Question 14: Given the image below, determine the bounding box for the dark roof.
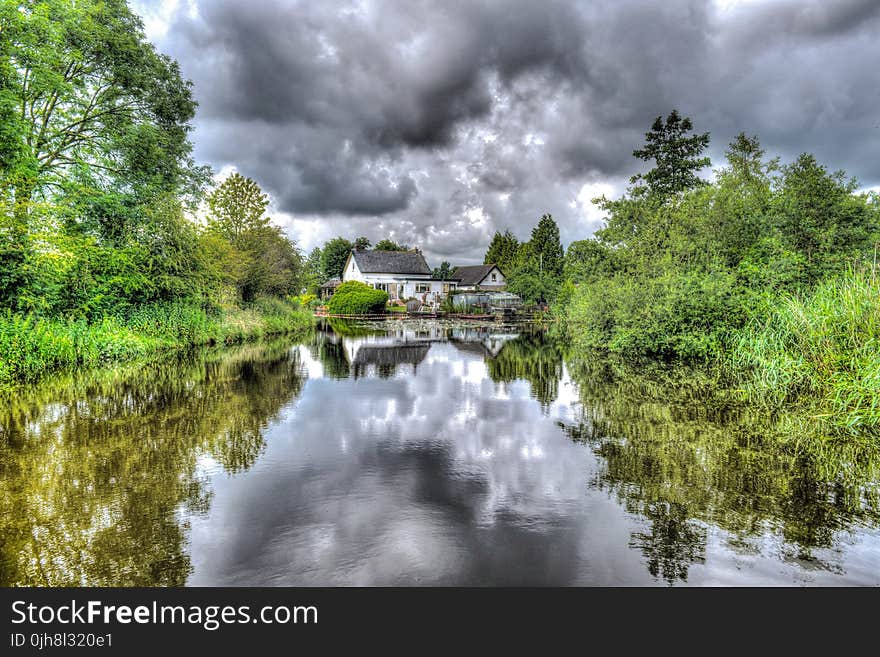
[320,278,342,288]
[351,249,431,275]
[451,264,498,285]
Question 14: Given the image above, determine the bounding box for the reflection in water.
[560,358,880,583]
[0,342,306,586]
[1,322,878,586]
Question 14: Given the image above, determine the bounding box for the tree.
[631,110,711,199]
[206,173,270,241]
[375,238,408,251]
[320,237,353,279]
[302,246,324,294]
[772,153,875,282]
[353,236,371,250]
[433,261,454,280]
[484,230,520,271]
[564,239,617,283]
[236,226,303,301]
[528,214,564,278]
[1,0,206,217]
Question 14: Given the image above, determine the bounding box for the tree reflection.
[0,341,307,586]
[562,357,880,584]
[486,330,564,408]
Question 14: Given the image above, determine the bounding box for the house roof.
[351,249,432,275]
[451,264,499,285]
[320,278,342,288]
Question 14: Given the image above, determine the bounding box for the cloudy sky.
[132,0,880,265]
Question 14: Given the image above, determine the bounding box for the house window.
[374,283,388,292]
[491,273,497,282]
[415,283,430,293]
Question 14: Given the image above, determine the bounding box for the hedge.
[327,281,389,315]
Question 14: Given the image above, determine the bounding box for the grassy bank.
[728,268,880,437]
[0,297,313,389]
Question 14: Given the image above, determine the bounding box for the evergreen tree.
[484,230,520,271]
[631,110,711,198]
[529,214,564,278]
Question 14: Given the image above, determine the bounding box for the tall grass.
[729,267,880,435]
[0,298,313,389]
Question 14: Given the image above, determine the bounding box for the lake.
[1,319,878,586]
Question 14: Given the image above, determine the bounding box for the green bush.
[566,269,743,360]
[327,281,388,315]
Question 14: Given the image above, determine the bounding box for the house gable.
[451,264,506,288]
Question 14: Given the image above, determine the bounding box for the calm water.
[1,319,878,586]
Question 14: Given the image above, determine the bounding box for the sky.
[132,0,880,266]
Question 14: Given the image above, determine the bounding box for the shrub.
[327,281,388,315]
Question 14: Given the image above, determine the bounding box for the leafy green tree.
[432,261,454,279]
[320,237,353,279]
[631,110,711,199]
[564,239,617,283]
[484,230,520,271]
[236,226,303,301]
[507,259,559,304]
[374,238,408,251]
[206,173,270,241]
[353,236,371,250]
[1,0,206,215]
[772,153,875,282]
[302,246,324,294]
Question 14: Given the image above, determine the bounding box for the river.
[1,319,878,585]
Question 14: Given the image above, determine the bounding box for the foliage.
[302,246,324,294]
[501,214,564,303]
[206,172,270,240]
[374,238,408,251]
[1,0,208,213]
[484,229,520,271]
[320,236,352,280]
[561,119,880,366]
[630,109,711,199]
[729,267,880,435]
[432,261,454,279]
[0,299,313,389]
[326,280,388,315]
[353,236,371,250]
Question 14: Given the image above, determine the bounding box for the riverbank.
[0,297,314,389]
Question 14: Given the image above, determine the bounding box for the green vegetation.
[326,281,388,315]
[544,111,880,437]
[0,299,312,389]
[0,1,313,385]
[730,267,880,436]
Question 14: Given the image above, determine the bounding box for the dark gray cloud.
[139,0,880,263]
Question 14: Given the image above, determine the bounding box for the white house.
[341,249,457,305]
[450,264,506,291]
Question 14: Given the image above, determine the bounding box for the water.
[1,319,878,586]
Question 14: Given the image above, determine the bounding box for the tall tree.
[631,110,711,198]
[484,229,520,271]
[353,236,371,250]
[302,246,324,294]
[528,214,564,278]
[1,0,206,216]
[374,238,408,251]
[206,173,270,241]
[320,237,353,279]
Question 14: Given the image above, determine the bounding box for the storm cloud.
[136,0,880,263]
